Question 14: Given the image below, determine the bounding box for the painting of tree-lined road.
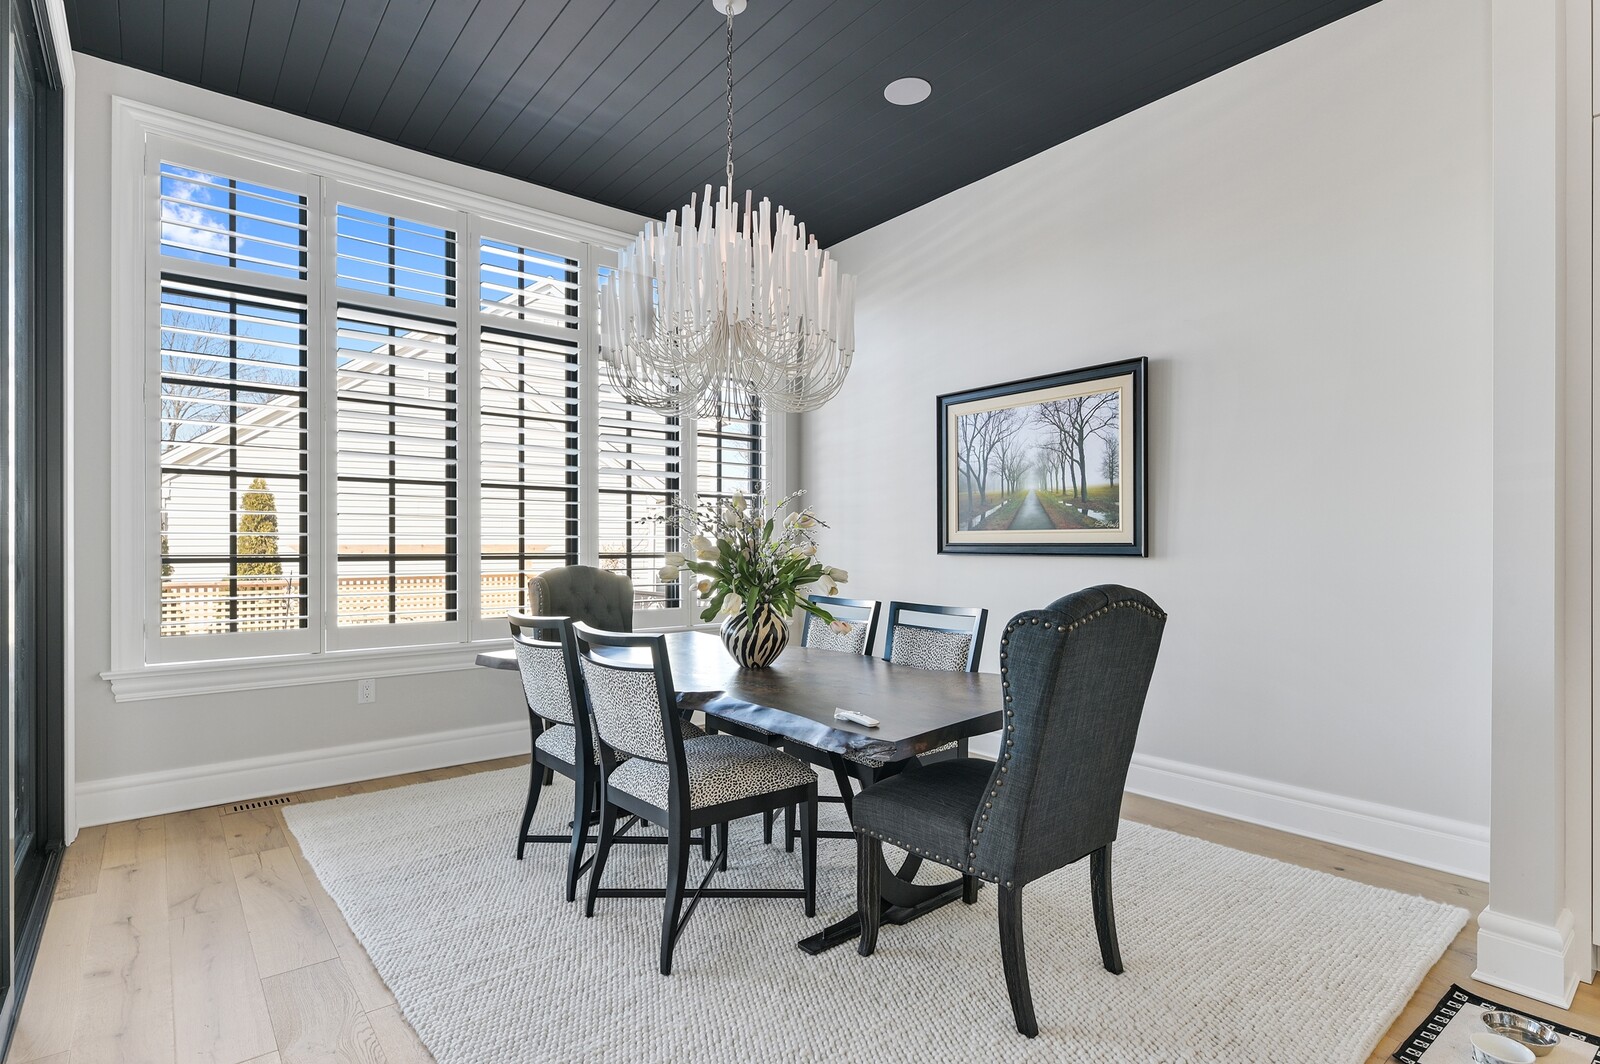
[954,388,1122,533]
[939,359,1146,556]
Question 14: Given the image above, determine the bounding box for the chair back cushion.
[889,624,972,671]
[528,566,634,632]
[806,619,870,655]
[513,640,576,725]
[971,585,1166,886]
[579,656,670,763]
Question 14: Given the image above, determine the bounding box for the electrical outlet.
[357,678,376,704]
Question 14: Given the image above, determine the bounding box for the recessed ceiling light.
[884,77,932,106]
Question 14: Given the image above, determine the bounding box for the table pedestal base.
[797,878,971,955]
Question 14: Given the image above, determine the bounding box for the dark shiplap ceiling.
[66,0,1382,243]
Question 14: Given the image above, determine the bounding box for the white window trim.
[104,98,787,702]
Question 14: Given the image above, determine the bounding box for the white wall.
[71,57,650,824]
[804,0,1493,876]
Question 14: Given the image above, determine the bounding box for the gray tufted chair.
[852,585,1167,1037]
[527,565,635,633]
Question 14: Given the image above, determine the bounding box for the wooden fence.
[159,573,527,634]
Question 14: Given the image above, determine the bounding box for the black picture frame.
[936,357,1147,556]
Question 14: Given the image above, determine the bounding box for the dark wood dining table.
[476,629,1003,954]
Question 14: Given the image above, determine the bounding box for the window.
[697,384,764,508]
[119,118,778,679]
[597,380,680,613]
[476,235,580,623]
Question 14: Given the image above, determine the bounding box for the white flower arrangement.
[656,489,849,626]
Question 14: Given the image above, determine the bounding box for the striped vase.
[720,604,790,669]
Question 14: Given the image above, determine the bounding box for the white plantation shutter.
[475,232,583,626]
[331,199,462,641]
[150,149,317,661]
[597,383,681,613]
[696,384,764,509]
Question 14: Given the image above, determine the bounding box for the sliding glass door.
[0,0,64,1047]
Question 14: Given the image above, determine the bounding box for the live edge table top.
[475,629,1003,766]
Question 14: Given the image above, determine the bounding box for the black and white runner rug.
[1393,984,1600,1062]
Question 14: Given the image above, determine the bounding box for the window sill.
[101,640,512,703]
[100,621,728,703]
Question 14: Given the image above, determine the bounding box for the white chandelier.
[598,0,856,418]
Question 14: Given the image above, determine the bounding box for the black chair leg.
[784,803,795,854]
[762,809,774,845]
[856,833,882,956]
[962,875,980,904]
[801,795,817,917]
[660,827,692,976]
[543,766,555,787]
[1091,844,1123,974]
[701,818,712,861]
[716,821,729,871]
[564,776,590,903]
[998,883,1038,1038]
[516,759,543,860]
[584,798,618,918]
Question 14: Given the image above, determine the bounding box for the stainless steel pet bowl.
[1482,1011,1561,1057]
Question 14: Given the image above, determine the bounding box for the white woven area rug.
[284,767,1467,1064]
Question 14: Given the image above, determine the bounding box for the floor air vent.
[228,796,294,813]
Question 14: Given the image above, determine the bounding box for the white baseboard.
[1475,907,1582,1008]
[75,721,531,826]
[1124,751,1490,881]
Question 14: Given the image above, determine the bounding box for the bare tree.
[1100,433,1120,489]
[993,431,1029,497]
[955,407,1022,528]
[1034,394,1118,509]
[1032,401,1080,503]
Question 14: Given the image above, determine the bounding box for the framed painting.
[937,357,1146,556]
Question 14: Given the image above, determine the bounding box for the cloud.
[161,171,230,254]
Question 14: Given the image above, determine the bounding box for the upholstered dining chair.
[800,594,882,656]
[507,613,704,899]
[574,623,820,975]
[852,585,1167,1038]
[882,600,987,672]
[527,564,634,632]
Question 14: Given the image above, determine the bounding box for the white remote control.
[834,708,880,728]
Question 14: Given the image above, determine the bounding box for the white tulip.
[826,567,849,583]
[665,551,686,566]
[657,564,679,583]
[720,506,740,526]
[730,491,746,512]
[793,513,818,530]
[824,582,838,596]
[797,542,817,557]
[697,579,712,596]
[698,546,720,562]
[691,534,713,554]
[720,592,743,617]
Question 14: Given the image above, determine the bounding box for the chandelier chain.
[724,4,735,191]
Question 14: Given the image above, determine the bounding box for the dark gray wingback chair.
[527,565,634,632]
[852,585,1166,1038]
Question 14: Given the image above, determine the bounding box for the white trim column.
[1477,0,1593,1008]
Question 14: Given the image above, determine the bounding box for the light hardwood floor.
[8,757,1597,1063]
